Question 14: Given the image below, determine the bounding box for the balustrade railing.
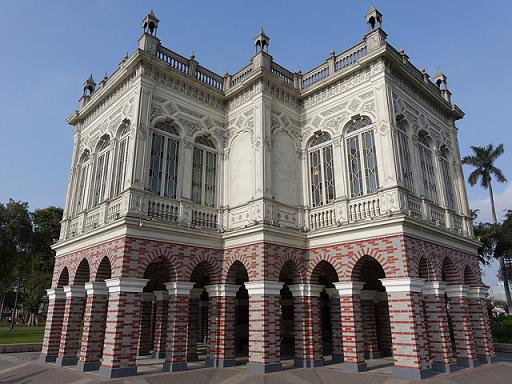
[192,206,218,229]
[429,204,445,226]
[156,47,189,74]
[348,195,381,222]
[302,63,330,89]
[335,43,367,72]
[231,64,253,87]
[406,195,422,219]
[270,62,294,86]
[310,206,336,230]
[106,196,123,223]
[195,66,224,91]
[84,205,104,233]
[147,196,179,222]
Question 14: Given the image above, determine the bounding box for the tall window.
[191,135,217,207]
[309,132,335,207]
[93,135,111,206]
[345,116,379,197]
[148,120,180,198]
[114,122,130,196]
[440,147,455,210]
[417,132,438,203]
[74,150,91,214]
[396,117,414,192]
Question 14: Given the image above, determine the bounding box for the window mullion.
[358,134,367,195]
[161,136,168,197]
[201,149,207,205]
[319,147,326,205]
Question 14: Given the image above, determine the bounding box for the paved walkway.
[1,352,512,384]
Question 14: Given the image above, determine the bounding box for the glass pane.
[93,154,105,206]
[154,120,179,136]
[397,132,413,192]
[192,147,203,204]
[345,116,372,134]
[115,138,129,196]
[205,151,217,207]
[442,158,455,210]
[347,136,363,197]
[149,133,164,195]
[164,138,179,198]
[362,131,379,193]
[195,135,216,148]
[76,163,88,213]
[323,145,336,203]
[309,150,322,207]
[310,132,331,148]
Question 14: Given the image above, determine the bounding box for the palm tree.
[462,144,509,309]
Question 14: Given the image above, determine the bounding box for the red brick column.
[99,278,148,379]
[163,282,195,372]
[380,278,433,379]
[187,288,203,361]
[138,292,154,356]
[325,288,343,363]
[446,285,479,368]
[56,286,86,366]
[375,292,392,356]
[289,284,324,368]
[422,282,456,373]
[152,290,169,359]
[204,284,239,367]
[360,290,380,359]
[77,282,108,372]
[245,281,284,373]
[333,282,366,372]
[40,288,66,363]
[468,286,495,364]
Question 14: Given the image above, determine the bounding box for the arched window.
[148,120,180,198]
[345,116,379,197]
[308,131,335,207]
[74,150,91,214]
[93,135,111,206]
[191,135,217,207]
[114,121,130,196]
[440,146,455,210]
[417,132,438,203]
[396,117,414,192]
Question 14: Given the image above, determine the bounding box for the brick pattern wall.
[447,295,477,362]
[41,295,66,358]
[164,295,189,367]
[207,296,236,364]
[329,296,343,360]
[293,296,323,365]
[79,293,108,365]
[152,297,169,356]
[386,291,430,370]
[375,299,392,355]
[248,294,280,366]
[361,299,379,358]
[58,296,86,359]
[138,299,153,355]
[100,291,142,370]
[187,298,200,360]
[423,294,454,366]
[339,294,365,365]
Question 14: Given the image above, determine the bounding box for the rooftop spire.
[254,28,270,53]
[365,5,383,31]
[142,9,159,36]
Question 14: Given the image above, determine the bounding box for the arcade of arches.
[40,242,494,380]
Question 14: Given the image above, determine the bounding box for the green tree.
[462,144,509,311]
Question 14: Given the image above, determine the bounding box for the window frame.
[395,118,414,192]
[440,147,456,210]
[345,116,379,198]
[74,150,91,215]
[307,132,336,208]
[148,120,181,199]
[114,123,131,197]
[417,132,438,203]
[191,135,218,208]
[92,136,111,207]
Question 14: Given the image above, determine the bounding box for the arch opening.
[226,261,249,361]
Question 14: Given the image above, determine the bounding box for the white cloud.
[469,183,512,223]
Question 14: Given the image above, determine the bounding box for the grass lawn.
[0,322,44,344]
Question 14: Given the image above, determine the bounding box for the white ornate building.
[41,7,494,380]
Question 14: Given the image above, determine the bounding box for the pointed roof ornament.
[142,9,159,36]
[82,74,96,96]
[365,5,383,30]
[433,68,448,89]
[254,27,270,53]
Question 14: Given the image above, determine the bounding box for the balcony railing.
[348,194,381,222]
[310,205,336,230]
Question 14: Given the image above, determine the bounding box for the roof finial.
[254,28,270,54]
[142,9,159,36]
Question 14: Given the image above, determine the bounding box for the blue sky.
[0,1,510,285]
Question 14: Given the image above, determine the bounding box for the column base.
[456,357,480,368]
[39,353,57,363]
[152,351,166,359]
[432,362,460,373]
[478,355,496,364]
[99,365,137,378]
[294,358,324,368]
[342,362,367,372]
[247,362,282,373]
[393,367,436,379]
[331,354,344,363]
[76,361,101,372]
[205,357,237,368]
[55,356,78,366]
[163,361,187,372]
[365,351,381,359]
